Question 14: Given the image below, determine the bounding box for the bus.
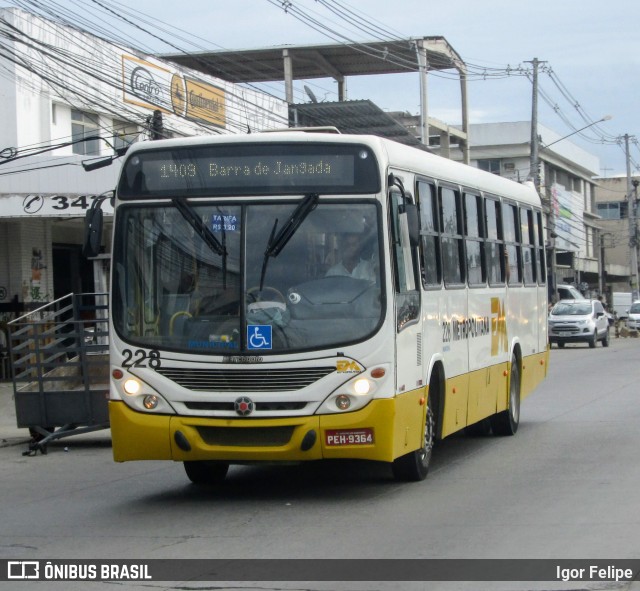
[89,131,549,484]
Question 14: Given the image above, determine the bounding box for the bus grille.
[184,401,307,412]
[155,366,334,392]
[196,425,294,447]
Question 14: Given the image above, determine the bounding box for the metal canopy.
[162,37,465,84]
[162,37,469,162]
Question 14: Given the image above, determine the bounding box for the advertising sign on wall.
[123,55,226,128]
[0,194,114,218]
[551,182,585,255]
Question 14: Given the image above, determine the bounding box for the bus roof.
[124,131,541,207]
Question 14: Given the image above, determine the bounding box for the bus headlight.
[143,395,160,410]
[318,372,386,415]
[113,371,175,414]
[335,394,351,410]
[123,378,141,395]
[353,378,371,395]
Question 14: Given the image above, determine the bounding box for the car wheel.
[557,342,565,349]
[184,461,229,485]
[602,328,610,347]
[490,354,520,436]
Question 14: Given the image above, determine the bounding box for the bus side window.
[439,186,465,287]
[464,192,486,286]
[520,206,536,285]
[503,202,522,286]
[534,210,547,285]
[390,190,420,331]
[417,181,441,287]
[485,197,505,286]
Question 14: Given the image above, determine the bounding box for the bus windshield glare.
[112,199,383,354]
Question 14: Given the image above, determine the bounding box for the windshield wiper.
[259,193,319,290]
[172,198,226,257]
[173,198,228,287]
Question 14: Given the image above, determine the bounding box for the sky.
[3,0,640,175]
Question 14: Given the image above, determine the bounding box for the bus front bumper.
[109,392,425,464]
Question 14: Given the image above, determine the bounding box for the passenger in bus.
[325,232,376,282]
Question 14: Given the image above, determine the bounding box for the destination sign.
[117,143,380,198]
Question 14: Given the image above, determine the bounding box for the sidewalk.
[0,380,31,448]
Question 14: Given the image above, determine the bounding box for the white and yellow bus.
[98,131,549,483]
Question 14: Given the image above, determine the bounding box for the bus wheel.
[392,398,435,482]
[490,354,520,436]
[184,461,229,485]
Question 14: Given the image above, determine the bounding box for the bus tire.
[490,354,520,436]
[392,396,435,482]
[184,461,229,485]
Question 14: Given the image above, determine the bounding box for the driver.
[326,233,375,282]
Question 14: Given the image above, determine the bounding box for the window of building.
[113,120,139,153]
[596,202,627,220]
[71,109,100,155]
[477,159,501,175]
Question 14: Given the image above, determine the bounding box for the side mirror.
[82,200,104,258]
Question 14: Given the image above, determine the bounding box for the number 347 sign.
[1,195,114,218]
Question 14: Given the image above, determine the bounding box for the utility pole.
[527,58,554,299]
[528,58,542,192]
[150,109,164,140]
[624,134,639,299]
[415,39,429,147]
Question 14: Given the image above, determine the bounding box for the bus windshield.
[112,199,383,354]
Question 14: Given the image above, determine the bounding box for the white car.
[627,301,640,331]
[548,299,610,348]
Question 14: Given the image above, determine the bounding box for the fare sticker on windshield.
[212,213,239,232]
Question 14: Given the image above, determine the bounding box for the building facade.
[0,8,288,322]
[593,175,640,298]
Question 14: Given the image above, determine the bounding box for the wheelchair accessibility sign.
[247,325,272,350]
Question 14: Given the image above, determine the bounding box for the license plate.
[325,428,374,446]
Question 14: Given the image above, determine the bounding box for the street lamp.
[541,115,612,149]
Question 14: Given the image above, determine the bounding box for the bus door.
[388,186,422,397]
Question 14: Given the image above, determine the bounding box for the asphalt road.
[1,338,639,591]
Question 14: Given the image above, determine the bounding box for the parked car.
[627,301,640,331]
[548,299,610,348]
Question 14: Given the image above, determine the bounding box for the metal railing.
[7,293,110,453]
